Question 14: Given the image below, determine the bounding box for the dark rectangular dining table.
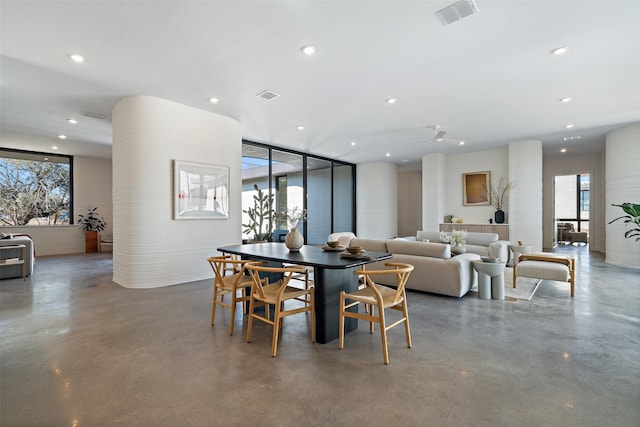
[217,242,392,343]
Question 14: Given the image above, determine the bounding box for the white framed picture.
[174,160,229,220]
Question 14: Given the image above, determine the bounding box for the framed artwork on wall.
[463,171,491,206]
[174,160,229,220]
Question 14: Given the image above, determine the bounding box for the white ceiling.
[2,1,639,164]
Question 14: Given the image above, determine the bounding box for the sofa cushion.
[349,238,388,253]
[416,231,442,243]
[386,239,451,259]
[465,232,498,246]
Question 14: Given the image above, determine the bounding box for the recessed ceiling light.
[386,98,397,104]
[458,141,465,145]
[301,45,316,55]
[564,123,575,129]
[58,134,67,139]
[51,146,59,150]
[297,125,305,130]
[67,118,78,124]
[559,97,573,103]
[68,54,85,63]
[551,46,569,56]
[564,135,581,141]
[208,97,219,104]
[561,148,567,153]
[385,153,391,157]
[350,141,357,146]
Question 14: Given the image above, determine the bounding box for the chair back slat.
[354,262,414,304]
[245,264,307,299]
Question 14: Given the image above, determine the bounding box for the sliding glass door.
[241,141,355,244]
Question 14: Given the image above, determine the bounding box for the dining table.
[217,242,392,344]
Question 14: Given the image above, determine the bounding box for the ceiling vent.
[436,0,479,25]
[256,90,280,101]
[81,111,106,120]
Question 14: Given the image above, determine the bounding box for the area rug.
[470,267,542,301]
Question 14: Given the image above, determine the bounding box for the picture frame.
[463,171,491,206]
[174,160,229,220]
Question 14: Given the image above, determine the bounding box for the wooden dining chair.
[207,256,262,335]
[245,263,315,357]
[338,262,414,364]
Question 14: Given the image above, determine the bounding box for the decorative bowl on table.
[346,246,363,254]
[481,256,498,263]
[326,241,341,248]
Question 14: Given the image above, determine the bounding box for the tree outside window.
[0,149,72,226]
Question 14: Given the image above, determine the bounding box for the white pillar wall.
[422,153,446,231]
[356,162,397,239]
[605,124,640,268]
[112,96,242,288]
[508,140,543,250]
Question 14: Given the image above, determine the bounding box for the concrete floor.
[1,245,639,427]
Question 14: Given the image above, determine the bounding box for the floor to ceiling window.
[241,141,355,245]
[555,173,590,244]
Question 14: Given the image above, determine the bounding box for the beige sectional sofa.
[409,230,511,263]
[349,238,480,297]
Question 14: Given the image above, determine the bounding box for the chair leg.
[369,305,375,333]
[246,295,255,343]
[379,309,389,365]
[272,305,282,357]
[211,286,219,326]
[228,290,237,336]
[401,298,412,348]
[338,291,345,350]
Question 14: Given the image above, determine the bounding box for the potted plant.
[242,184,275,242]
[489,177,516,224]
[609,202,640,242]
[78,207,107,253]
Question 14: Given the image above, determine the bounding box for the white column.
[356,162,397,238]
[112,96,242,288]
[606,124,640,268]
[508,141,543,250]
[422,153,446,231]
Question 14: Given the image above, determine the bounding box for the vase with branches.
[277,207,308,251]
[489,177,516,224]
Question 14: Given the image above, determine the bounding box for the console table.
[440,223,509,241]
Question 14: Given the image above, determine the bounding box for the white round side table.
[472,260,507,300]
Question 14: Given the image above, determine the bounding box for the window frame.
[0,148,74,227]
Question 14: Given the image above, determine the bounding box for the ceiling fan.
[421,125,465,145]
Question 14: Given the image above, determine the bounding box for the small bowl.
[346,246,363,254]
[481,256,498,263]
[326,241,340,248]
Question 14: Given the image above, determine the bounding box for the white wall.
[422,153,446,231]
[444,148,509,224]
[356,162,397,239]
[605,124,640,268]
[397,169,422,237]
[112,96,242,288]
[508,141,543,251]
[0,155,112,256]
